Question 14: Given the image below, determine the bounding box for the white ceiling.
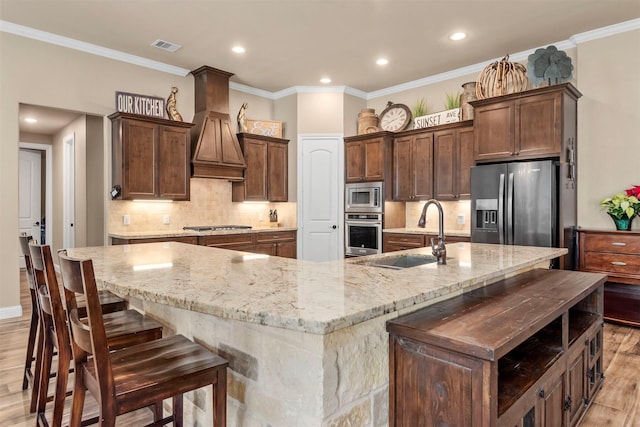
[3,0,640,134]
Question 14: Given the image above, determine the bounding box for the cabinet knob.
[611,242,627,246]
[538,389,545,398]
[611,261,627,266]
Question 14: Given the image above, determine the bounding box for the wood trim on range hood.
[190,66,246,181]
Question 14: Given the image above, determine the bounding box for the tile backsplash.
[108,178,297,233]
[405,200,471,234]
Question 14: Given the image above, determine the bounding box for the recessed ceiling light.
[376,58,389,66]
[232,46,245,54]
[449,32,467,41]
[320,77,331,84]
[24,117,37,123]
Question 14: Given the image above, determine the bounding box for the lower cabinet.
[383,232,470,253]
[198,233,255,252]
[387,269,605,427]
[253,231,297,258]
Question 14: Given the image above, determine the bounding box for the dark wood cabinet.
[387,269,605,427]
[471,83,581,163]
[253,231,297,258]
[577,228,640,326]
[383,232,470,253]
[110,112,194,201]
[433,123,474,200]
[393,131,433,201]
[198,233,255,251]
[344,132,394,187]
[232,133,289,202]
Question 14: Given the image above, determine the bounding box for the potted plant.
[600,185,640,230]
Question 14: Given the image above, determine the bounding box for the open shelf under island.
[66,241,603,426]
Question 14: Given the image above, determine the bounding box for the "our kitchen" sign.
[115,91,165,118]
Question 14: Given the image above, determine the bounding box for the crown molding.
[2,18,638,99]
[0,20,191,77]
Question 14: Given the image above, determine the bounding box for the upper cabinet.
[110,112,194,201]
[393,131,434,201]
[344,132,394,184]
[232,133,289,202]
[433,124,474,200]
[471,83,581,163]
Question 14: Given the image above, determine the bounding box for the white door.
[63,133,76,248]
[298,135,343,261]
[19,149,42,267]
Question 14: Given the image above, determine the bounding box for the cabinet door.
[363,138,384,181]
[393,136,413,201]
[122,119,157,199]
[277,241,297,259]
[253,242,278,256]
[433,129,457,200]
[539,370,566,427]
[345,141,364,182]
[383,233,424,253]
[517,93,560,158]
[412,132,434,200]
[567,345,587,426]
[268,142,288,201]
[158,125,190,200]
[474,101,515,162]
[457,126,475,199]
[243,139,269,201]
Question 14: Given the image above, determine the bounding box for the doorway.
[297,134,344,261]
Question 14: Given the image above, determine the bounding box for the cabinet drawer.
[383,233,425,247]
[583,252,640,275]
[255,231,296,243]
[199,233,254,247]
[583,233,640,254]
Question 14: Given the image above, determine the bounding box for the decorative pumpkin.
[476,55,529,99]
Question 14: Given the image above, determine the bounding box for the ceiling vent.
[151,39,182,52]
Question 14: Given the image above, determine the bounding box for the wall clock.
[378,102,412,132]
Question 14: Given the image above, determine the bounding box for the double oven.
[345,181,383,256]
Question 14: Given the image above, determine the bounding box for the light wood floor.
[1,271,639,426]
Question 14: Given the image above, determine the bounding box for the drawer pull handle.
[611,261,627,266]
[611,242,627,246]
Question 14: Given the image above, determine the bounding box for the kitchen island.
[66,242,566,426]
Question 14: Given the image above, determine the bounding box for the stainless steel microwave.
[345,181,383,213]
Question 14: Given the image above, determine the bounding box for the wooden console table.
[387,269,606,427]
[577,228,640,327]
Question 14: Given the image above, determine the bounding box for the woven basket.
[476,55,528,99]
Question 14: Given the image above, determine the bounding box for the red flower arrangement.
[600,185,640,220]
[625,185,640,199]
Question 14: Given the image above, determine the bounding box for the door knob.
[331,225,337,229]
[34,221,40,226]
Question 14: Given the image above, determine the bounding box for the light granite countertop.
[109,226,297,239]
[66,242,566,335]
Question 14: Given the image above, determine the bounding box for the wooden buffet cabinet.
[387,269,606,427]
[110,112,194,201]
[577,228,640,326]
[112,230,297,259]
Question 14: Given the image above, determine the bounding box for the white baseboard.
[0,305,23,320]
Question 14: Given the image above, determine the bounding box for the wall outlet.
[123,214,130,225]
[457,214,465,225]
[163,215,170,225]
[258,212,264,221]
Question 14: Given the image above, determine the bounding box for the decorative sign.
[414,108,461,129]
[246,119,283,138]
[115,91,165,118]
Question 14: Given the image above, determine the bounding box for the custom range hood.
[190,66,246,181]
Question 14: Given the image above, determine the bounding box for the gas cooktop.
[183,225,252,232]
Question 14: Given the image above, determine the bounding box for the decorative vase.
[357,108,379,135]
[609,214,635,231]
[460,82,477,120]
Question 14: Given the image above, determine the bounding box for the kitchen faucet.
[417,199,447,265]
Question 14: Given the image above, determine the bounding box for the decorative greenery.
[412,98,428,117]
[444,92,460,109]
[600,185,640,219]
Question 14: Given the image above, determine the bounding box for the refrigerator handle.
[507,172,515,245]
[498,173,505,245]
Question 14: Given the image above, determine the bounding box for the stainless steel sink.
[359,254,442,270]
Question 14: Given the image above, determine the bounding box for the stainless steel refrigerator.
[471,160,558,248]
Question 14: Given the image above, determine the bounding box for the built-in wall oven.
[345,213,383,256]
[345,181,383,213]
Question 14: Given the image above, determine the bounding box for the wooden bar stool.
[59,251,228,427]
[18,233,40,392]
[29,244,164,427]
